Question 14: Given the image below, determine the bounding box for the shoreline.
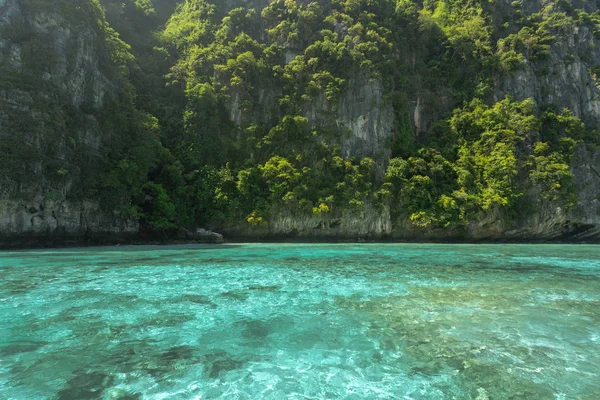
[1,234,599,251]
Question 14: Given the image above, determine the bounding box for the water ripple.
[0,244,599,399]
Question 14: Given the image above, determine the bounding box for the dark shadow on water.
[81,342,203,381]
[160,345,196,362]
[88,244,244,254]
[140,311,196,327]
[0,341,48,357]
[174,294,218,308]
[248,285,281,292]
[53,371,114,400]
[201,351,247,379]
[436,260,600,279]
[220,290,249,301]
[143,345,200,379]
[100,293,141,304]
[1,278,39,295]
[239,319,272,339]
[109,391,142,400]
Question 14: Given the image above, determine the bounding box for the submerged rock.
[201,351,247,379]
[54,371,114,400]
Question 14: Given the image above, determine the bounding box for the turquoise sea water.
[0,244,599,399]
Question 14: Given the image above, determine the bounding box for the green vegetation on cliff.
[2,0,600,238]
[0,0,155,203]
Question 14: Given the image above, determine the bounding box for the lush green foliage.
[4,0,600,234]
[148,0,594,231]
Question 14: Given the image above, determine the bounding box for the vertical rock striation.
[0,0,138,246]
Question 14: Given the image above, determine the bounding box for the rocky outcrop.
[1,0,599,245]
[224,5,600,242]
[267,203,392,240]
[219,0,600,243]
[568,146,600,239]
[489,3,600,241]
[177,228,225,243]
[497,25,600,127]
[225,204,392,242]
[0,0,138,247]
[305,75,394,163]
[389,145,600,243]
[0,199,138,247]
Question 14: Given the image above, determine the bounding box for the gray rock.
[195,228,224,244]
[0,0,134,246]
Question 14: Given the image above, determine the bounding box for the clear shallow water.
[0,244,599,400]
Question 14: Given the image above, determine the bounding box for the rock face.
[568,147,600,239]
[306,74,394,163]
[496,26,600,128]
[0,0,137,247]
[389,145,600,242]
[0,199,139,247]
[178,228,225,244]
[225,1,600,242]
[484,2,600,241]
[1,0,599,245]
[247,203,392,241]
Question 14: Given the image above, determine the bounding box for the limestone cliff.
[1,0,600,245]
[494,7,600,127]
[474,0,600,241]
[218,0,600,242]
[0,0,138,246]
